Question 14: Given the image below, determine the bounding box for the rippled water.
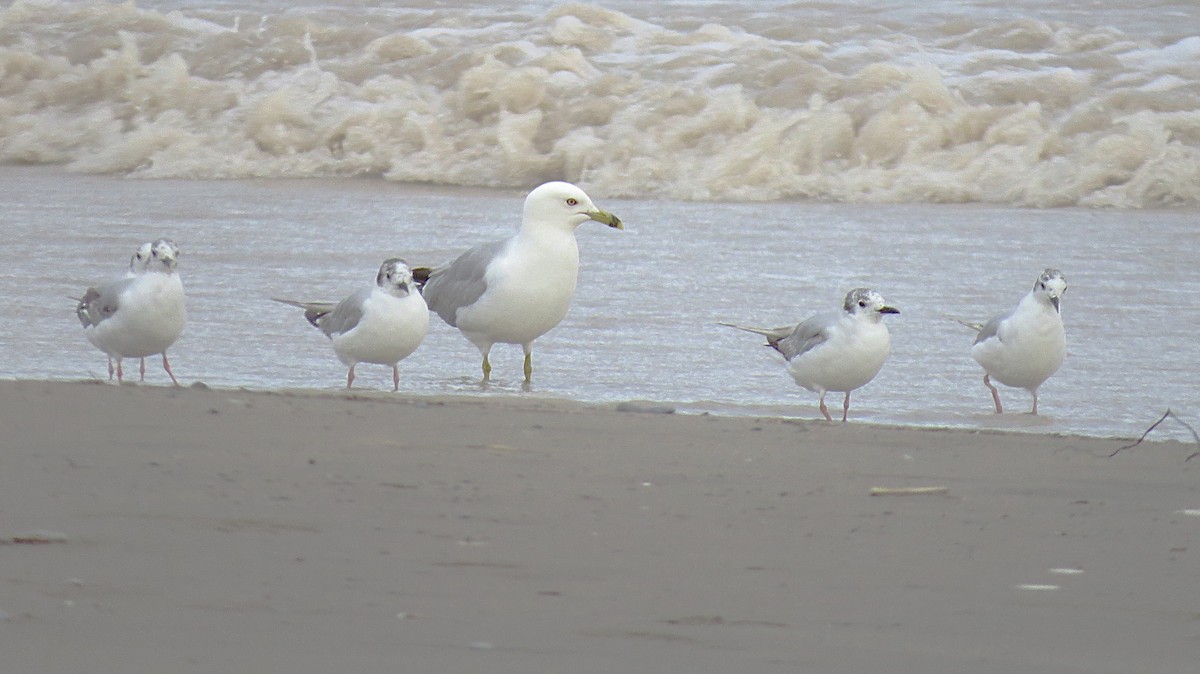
[2,167,1197,440]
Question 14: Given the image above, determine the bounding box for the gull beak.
[1050,295,1060,312]
[588,209,623,230]
[880,306,900,315]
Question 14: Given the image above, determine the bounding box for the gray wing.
[316,288,371,338]
[76,277,136,327]
[421,238,509,327]
[973,307,1015,345]
[775,311,838,360]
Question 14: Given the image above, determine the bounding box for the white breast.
[331,290,429,367]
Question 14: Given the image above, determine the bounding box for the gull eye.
[566,198,578,207]
[858,300,867,308]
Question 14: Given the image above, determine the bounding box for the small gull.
[722,289,899,422]
[90,241,152,380]
[970,268,1067,415]
[76,239,187,385]
[413,181,622,383]
[274,258,428,391]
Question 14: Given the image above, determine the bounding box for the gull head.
[149,238,180,273]
[377,258,415,297]
[128,241,154,273]
[1033,268,1067,312]
[843,288,900,322]
[523,181,623,233]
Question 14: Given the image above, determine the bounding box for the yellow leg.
[482,354,492,380]
[523,352,533,382]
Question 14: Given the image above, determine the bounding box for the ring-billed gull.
[970,268,1067,415]
[722,289,899,422]
[413,181,622,383]
[76,239,187,386]
[274,258,429,391]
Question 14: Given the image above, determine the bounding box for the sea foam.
[1,0,1198,207]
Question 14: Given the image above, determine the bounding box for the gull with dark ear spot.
[76,238,187,385]
[274,258,429,391]
[721,288,899,422]
[970,268,1067,415]
[411,181,622,385]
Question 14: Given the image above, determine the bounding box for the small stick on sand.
[869,486,949,496]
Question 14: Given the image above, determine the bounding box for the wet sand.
[1,379,1197,673]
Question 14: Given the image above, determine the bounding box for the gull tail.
[945,316,983,332]
[717,321,795,352]
[411,266,433,291]
[74,288,101,328]
[272,297,337,329]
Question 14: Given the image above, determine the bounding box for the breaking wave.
[2,0,1199,207]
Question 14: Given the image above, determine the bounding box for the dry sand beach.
[1,379,1197,673]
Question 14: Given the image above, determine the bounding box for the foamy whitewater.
[2,1,1199,441]
[2,0,1200,206]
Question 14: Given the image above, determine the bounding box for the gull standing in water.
[413,181,622,384]
[76,239,187,385]
[722,289,899,422]
[970,268,1067,414]
[274,258,428,391]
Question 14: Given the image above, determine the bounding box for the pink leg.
[842,392,851,422]
[116,359,124,383]
[107,357,115,381]
[161,352,180,387]
[346,364,356,390]
[1030,389,1039,415]
[140,358,146,382]
[392,365,400,392]
[984,374,1003,414]
[817,390,833,421]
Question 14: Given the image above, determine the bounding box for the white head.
[843,288,900,323]
[1032,268,1067,312]
[377,258,414,297]
[521,181,623,233]
[147,238,180,273]
[129,241,154,273]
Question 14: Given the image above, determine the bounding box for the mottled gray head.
[129,241,154,273]
[148,238,180,273]
[843,288,900,321]
[1033,268,1067,312]
[377,258,414,296]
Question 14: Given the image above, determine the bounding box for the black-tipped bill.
[588,209,623,230]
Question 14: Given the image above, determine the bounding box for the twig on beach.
[1110,409,1200,461]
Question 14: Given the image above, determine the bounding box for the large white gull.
[413,181,622,383]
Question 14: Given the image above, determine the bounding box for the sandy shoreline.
[1,379,1197,673]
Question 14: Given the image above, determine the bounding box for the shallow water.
[2,166,1197,440]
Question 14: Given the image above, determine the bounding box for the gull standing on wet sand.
[76,239,187,385]
[970,268,1067,415]
[273,258,428,391]
[413,181,623,384]
[722,289,899,422]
